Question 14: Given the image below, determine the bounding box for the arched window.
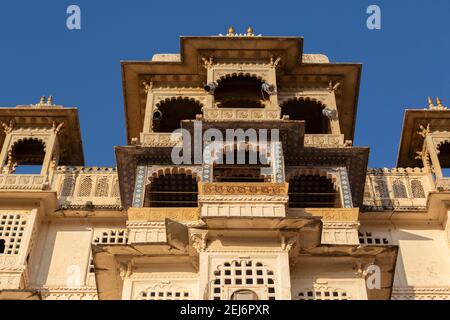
[8,138,46,174]
[214,75,265,108]
[288,174,338,208]
[213,146,271,183]
[60,177,75,197]
[153,98,202,133]
[145,173,198,207]
[79,176,93,197]
[280,99,330,134]
[231,290,259,300]
[374,179,389,198]
[438,142,450,173]
[410,180,425,198]
[95,177,110,197]
[392,179,407,198]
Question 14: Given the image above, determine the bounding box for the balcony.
[363,168,433,211]
[53,167,121,210]
[0,174,48,191]
[198,182,289,218]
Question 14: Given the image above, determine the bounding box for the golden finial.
[428,96,434,109]
[227,26,235,36]
[437,97,443,107]
[47,95,53,105]
[247,27,254,36]
[39,96,46,105]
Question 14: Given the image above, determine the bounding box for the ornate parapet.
[127,207,200,222]
[203,108,280,121]
[199,182,288,197]
[0,174,48,191]
[140,132,182,147]
[198,183,288,218]
[54,167,121,209]
[363,168,433,212]
[304,134,347,148]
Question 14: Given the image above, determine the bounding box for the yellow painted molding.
[127,207,200,221]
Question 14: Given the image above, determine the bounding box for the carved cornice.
[199,195,288,202]
[199,182,288,196]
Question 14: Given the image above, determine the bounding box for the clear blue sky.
[0,0,449,168]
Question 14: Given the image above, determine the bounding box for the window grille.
[0,214,27,255]
[211,261,276,300]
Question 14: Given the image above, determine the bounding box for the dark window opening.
[288,174,339,208]
[438,142,450,176]
[153,98,202,133]
[144,173,198,207]
[280,99,330,134]
[9,139,46,174]
[213,148,271,183]
[0,239,5,254]
[215,75,265,109]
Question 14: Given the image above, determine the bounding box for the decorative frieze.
[0,174,47,191]
[203,108,280,121]
[127,207,200,222]
[199,183,288,196]
[304,134,346,148]
[140,132,182,147]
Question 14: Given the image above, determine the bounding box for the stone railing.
[0,174,48,191]
[140,132,182,147]
[363,168,434,211]
[53,167,121,209]
[304,134,347,148]
[203,108,280,121]
[198,183,288,218]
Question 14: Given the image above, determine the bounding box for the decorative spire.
[34,95,55,107]
[428,96,434,109]
[428,97,447,110]
[220,26,260,37]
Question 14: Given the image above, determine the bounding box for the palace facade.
[0,28,449,300]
